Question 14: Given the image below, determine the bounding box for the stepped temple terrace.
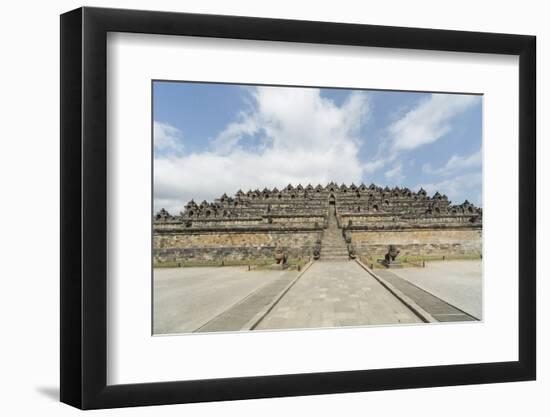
[153,182,482,266]
[151,84,485,335]
[153,183,483,334]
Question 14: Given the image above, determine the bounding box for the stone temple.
[153,182,482,265]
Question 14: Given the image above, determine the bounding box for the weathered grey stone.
[154,183,482,263]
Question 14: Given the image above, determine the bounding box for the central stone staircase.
[319,205,349,261]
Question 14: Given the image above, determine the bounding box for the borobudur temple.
[153,182,482,265]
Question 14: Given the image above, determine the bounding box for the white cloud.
[154,121,184,154]
[389,94,479,153]
[209,111,259,154]
[422,149,482,176]
[363,159,386,173]
[154,87,370,213]
[417,173,482,205]
[384,163,404,182]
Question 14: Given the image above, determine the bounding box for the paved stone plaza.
[393,260,482,319]
[153,259,482,334]
[153,267,298,334]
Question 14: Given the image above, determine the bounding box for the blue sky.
[153,81,482,214]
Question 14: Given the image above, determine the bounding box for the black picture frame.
[60,6,536,410]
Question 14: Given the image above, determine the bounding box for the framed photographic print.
[60,6,536,409]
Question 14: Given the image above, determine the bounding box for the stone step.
[320,251,348,254]
[321,209,348,262]
[319,256,350,261]
[321,251,349,256]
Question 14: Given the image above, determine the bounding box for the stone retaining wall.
[339,213,476,226]
[349,228,482,258]
[154,230,321,263]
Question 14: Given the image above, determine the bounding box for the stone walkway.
[255,261,421,330]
